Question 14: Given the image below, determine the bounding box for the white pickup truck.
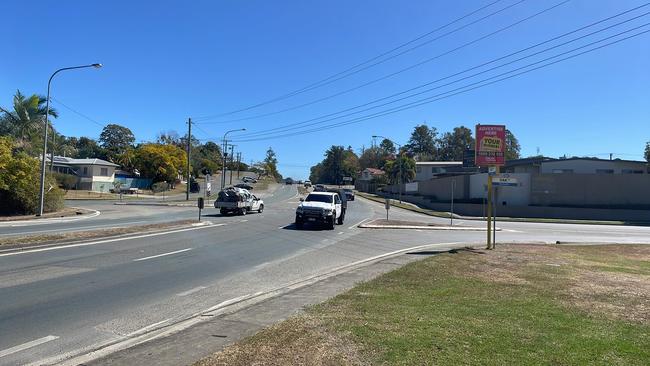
[295,191,343,229]
[214,187,264,215]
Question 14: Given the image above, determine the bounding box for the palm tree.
[0,90,58,152]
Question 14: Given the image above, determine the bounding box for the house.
[502,156,556,174]
[414,161,464,181]
[359,168,385,181]
[49,156,119,192]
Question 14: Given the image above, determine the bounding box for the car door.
[251,195,260,210]
[333,194,342,218]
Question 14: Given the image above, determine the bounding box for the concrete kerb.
[0,208,101,226]
[359,223,499,231]
[53,241,467,366]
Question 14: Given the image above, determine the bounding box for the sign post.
[197,197,204,222]
[385,198,390,220]
[476,124,506,250]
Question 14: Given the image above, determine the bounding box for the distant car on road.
[314,184,326,192]
[234,183,253,190]
[304,180,312,187]
[215,187,264,215]
[343,188,355,201]
[242,176,257,183]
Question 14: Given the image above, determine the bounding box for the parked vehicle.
[109,187,139,194]
[295,191,344,229]
[285,178,294,185]
[215,187,264,215]
[189,180,200,193]
[234,183,253,190]
[242,176,258,183]
[314,184,326,192]
[343,188,355,201]
[304,180,312,187]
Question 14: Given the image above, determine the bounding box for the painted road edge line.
[133,248,193,262]
[0,224,217,258]
[0,335,59,358]
[176,286,207,297]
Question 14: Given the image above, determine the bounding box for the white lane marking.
[133,248,193,262]
[0,224,217,258]
[253,261,271,270]
[176,286,207,297]
[503,229,524,233]
[348,217,370,229]
[0,335,59,358]
[126,318,171,337]
[338,232,344,235]
[240,219,248,223]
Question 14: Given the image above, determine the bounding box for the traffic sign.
[343,176,352,182]
[493,177,518,186]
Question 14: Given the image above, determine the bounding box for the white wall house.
[50,156,119,192]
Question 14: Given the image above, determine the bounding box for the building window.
[622,169,643,174]
[83,167,88,175]
[100,167,108,176]
[552,169,573,174]
[596,169,614,174]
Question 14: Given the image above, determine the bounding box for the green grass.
[311,249,650,365]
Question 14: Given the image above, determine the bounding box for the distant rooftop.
[49,156,119,167]
[415,161,463,166]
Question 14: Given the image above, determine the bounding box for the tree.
[192,141,222,176]
[359,146,383,170]
[99,124,135,162]
[405,124,437,160]
[379,138,396,156]
[505,129,521,160]
[76,137,106,159]
[438,126,474,161]
[645,141,650,163]
[133,143,187,183]
[383,154,416,184]
[0,90,58,154]
[264,147,282,181]
[0,136,64,214]
[309,145,360,184]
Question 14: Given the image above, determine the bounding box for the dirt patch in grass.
[0,219,199,247]
[0,207,95,222]
[195,315,368,366]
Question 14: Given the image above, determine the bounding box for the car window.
[305,194,333,203]
[334,195,341,204]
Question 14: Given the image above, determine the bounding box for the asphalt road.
[1,185,650,365]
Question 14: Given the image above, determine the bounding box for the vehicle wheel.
[258,204,264,213]
[328,215,336,230]
[220,208,227,215]
[337,213,344,225]
[240,208,247,215]
[295,218,303,229]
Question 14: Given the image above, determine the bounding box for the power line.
[50,97,106,128]
[197,0,569,125]
[227,5,650,139]
[231,27,649,142]
[192,0,520,121]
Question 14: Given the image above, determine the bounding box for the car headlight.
[296,206,303,213]
[323,209,333,215]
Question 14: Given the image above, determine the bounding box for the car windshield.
[305,194,332,203]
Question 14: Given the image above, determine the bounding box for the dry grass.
[195,315,368,366]
[0,219,198,247]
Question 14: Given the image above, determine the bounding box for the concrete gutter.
[359,223,498,231]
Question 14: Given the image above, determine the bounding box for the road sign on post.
[197,197,204,222]
[476,124,506,250]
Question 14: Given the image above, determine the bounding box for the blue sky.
[2,0,649,179]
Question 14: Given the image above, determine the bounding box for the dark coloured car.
[343,188,355,201]
[234,183,253,190]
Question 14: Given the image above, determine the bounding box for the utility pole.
[236,152,242,178]
[229,145,236,185]
[186,118,191,201]
[221,139,229,189]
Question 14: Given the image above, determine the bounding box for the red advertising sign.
[475,124,506,166]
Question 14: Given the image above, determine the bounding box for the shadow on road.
[280,223,330,231]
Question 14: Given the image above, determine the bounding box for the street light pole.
[221,128,245,189]
[38,63,102,216]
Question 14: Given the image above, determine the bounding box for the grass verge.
[197,244,650,365]
[0,219,199,247]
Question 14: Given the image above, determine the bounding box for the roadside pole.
[221,139,229,189]
[493,167,499,248]
[236,152,242,179]
[450,179,455,226]
[229,145,236,186]
[186,118,191,201]
[486,171,493,250]
[385,198,390,220]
